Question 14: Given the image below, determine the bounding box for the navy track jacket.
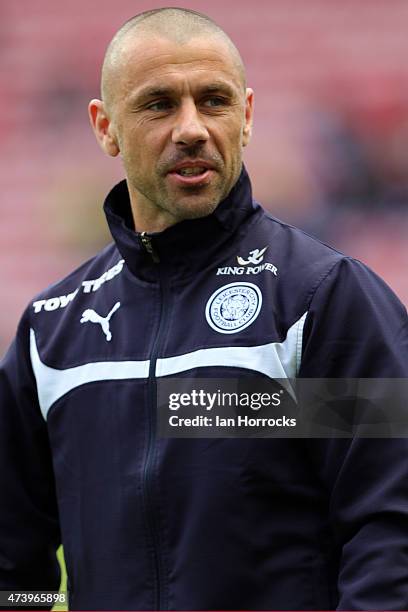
[1,168,407,611]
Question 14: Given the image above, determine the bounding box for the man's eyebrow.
[130,86,174,104]
[198,82,235,96]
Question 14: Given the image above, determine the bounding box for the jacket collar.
[104,165,258,280]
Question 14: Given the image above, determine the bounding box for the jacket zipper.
[140,232,167,610]
[141,232,160,263]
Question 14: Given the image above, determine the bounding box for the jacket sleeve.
[0,309,61,606]
[299,257,408,610]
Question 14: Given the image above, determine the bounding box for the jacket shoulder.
[30,243,122,305]
[260,210,346,267]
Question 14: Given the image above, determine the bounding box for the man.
[0,7,407,611]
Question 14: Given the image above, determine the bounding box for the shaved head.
[89,6,254,232]
[101,7,246,112]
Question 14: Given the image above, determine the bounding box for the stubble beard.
[158,180,225,221]
[125,144,243,226]
[128,168,229,225]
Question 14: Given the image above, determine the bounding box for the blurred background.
[1,0,408,356]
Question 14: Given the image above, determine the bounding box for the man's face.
[92,34,253,228]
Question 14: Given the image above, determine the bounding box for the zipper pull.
[140,232,160,263]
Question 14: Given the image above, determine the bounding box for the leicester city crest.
[205,282,262,334]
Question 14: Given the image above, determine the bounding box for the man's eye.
[203,97,227,108]
[147,100,173,111]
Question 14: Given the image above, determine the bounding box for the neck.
[131,207,179,234]
[127,181,180,233]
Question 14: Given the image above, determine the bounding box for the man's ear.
[88,99,120,157]
[242,88,254,147]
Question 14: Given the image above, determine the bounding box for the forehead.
[116,34,243,98]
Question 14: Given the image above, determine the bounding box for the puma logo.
[80,302,121,342]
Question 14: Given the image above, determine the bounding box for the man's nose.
[172,100,209,146]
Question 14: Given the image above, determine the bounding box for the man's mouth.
[167,161,215,186]
[176,166,207,177]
